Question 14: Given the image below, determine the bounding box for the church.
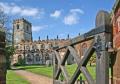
[12,18,70,65]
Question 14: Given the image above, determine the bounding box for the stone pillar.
[0,29,6,84]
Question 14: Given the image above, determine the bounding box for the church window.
[27,25,29,31]
[18,55,22,63]
[27,54,32,62]
[17,24,19,30]
[36,54,40,62]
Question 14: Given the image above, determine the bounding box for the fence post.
[53,50,58,84]
[95,10,112,84]
[0,29,6,84]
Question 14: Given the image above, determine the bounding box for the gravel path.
[14,70,53,84]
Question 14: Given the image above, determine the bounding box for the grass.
[7,70,30,84]
[66,64,96,80]
[16,64,111,80]
[16,65,53,78]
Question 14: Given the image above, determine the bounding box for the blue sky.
[0,0,115,40]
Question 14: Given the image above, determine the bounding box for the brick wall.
[112,0,120,84]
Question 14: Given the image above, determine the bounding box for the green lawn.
[16,64,111,80]
[7,70,30,84]
[17,65,53,78]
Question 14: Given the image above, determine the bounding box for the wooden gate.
[53,11,112,84]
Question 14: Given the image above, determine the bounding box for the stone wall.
[112,0,120,84]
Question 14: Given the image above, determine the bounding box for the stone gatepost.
[0,28,6,84]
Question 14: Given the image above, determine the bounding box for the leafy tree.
[5,46,15,69]
[0,6,13,69]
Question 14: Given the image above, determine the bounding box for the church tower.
[13,18,32,44]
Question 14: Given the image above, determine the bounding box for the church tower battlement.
[13,18,32,45]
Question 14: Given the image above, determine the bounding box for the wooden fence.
[53,10,112,84]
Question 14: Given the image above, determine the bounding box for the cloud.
[70,9,84,14]
[32,25,48,32]
[0,2,44,17]
[50,10,61,18]
[64,14,79,25]
[63,8,84,25]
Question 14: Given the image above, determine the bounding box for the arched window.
[18,55,22,63]
[27,25,29,31]
[41,44,45,49]
[26,45,30,50]
[45,53,49,60]
[27,54,32,62]
[82,43,87,56]
[36,54,40,62]
[17,24,19,30]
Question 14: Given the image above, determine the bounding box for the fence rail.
[53,10,112,84]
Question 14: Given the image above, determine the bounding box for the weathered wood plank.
[80,41,95,66]
[55,67,61,79]
[54,51,70,82]
[80,67,95,84]
[55,49,70,79]
[55,36,93,51]
[69,66,81,84]
[68,44,95,84]
[61,49,70,65]
[53,52,58,84]
[95,11,111,84]
[67,46,81,64]
[55,24,111,51]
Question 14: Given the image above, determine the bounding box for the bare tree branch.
[0,6,8,28]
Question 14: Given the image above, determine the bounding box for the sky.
[0,0,115,40]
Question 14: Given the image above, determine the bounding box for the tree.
[5,46,15,69]
[0,7,8,28]
[5,29,14,69]
[0,6,13,69]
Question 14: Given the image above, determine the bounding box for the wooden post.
[53,51,58,84]
[95,10,112,84]
[0,29,6,84]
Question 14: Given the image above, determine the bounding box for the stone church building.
[12,18,92,65]
[12,18,70,65]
